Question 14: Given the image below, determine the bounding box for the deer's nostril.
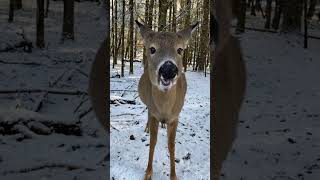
[159,61,178,80]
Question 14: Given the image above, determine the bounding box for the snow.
[220,31,320,179]
[0,1,107,179]
[110,62,210,179]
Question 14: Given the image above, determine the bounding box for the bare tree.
[8,0,14,23]
[121,0,125,77]
[62,0,75,40]
[264,0,272,29]
[129,0,134,74]
[196,0,209,71]
[36,0,45,48]
[158,0,169,31]
[282,0,303,32]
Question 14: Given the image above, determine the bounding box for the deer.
[135,20,199,180]
[212,0,247,179]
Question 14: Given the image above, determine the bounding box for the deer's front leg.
[145,116,159,180]
[167,120,178,180]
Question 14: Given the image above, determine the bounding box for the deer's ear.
[177,22,199,45]
[135,20,153,41]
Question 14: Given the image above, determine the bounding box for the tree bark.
[15,0,22,9]
[236,0,247,33]
[264,0,272,29]
[281,0,302,33]
[36,0,45,48]
[158,0,168,31]
[62,0,75,40]
[196,0,209,72]
[45,0,50,18]
[129,0,134,74]
[8,0,14,23]
[121,0,125,77]
[183,0,191,72]
[113,0,118,66]
[172,0,177,32]
[272,0,282,30]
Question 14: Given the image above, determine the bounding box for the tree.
[8,0,15,23]
[182,0,191,72]
[121,0,125,77]
[171,0,177,32]
[307,0,317,19]
[196,0,209,71]
[129,0,134,74]
[36,0,45,48]
[113,0,119,67]
[14,0,22,10]
[62,0,74,40]
[158,0,168,31]
[147,0,155,28]
[45,0,50,18]
[282,0,302,32]
[272,0,282,30]
[236,0,247,33]
[264,0,272,29]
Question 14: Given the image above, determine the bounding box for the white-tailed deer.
[212,0,246,179]
[135,20,198,180]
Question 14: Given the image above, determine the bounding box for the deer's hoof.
[144,126,150,133]
[144,171,152,180]
[170,174,177,180]
[161,123,166,129]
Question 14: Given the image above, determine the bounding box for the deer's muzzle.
[158,61,178,83]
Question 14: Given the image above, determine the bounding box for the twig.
[78,107,93,119]
[73,97,89,113]
[0,60,42,66]
[0,89,88,95]
[1,163,94,175]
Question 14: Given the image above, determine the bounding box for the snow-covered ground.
[0,1,107,179]
[221,32,320,180]
[110,62,210,179]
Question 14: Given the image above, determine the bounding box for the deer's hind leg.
[144,114,159,180]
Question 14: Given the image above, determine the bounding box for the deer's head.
[136,20,198,92]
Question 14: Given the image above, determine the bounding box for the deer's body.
[212,0,247,179]
[138,69,186,124]
[136,21,198,180]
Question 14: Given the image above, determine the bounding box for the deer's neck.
[151,80,178,121]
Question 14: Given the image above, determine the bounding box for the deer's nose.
[159,61,178,79]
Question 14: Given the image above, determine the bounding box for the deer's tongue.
[161,78,171,86]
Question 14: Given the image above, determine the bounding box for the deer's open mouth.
[160,76,172,86]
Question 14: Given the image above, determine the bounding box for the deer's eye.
[177,48,183,55]
[150,47,156,54]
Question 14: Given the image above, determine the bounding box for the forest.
[110,0,210,76]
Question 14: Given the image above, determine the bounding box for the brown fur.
[212,0,247,179]
[136,21,198,180]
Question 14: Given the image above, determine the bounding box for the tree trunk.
[264,0,272,29]
[8,0,14,23]
[15,0,22,9]
[129,0,134,74]
[281,0,302,33]
[196,0,209,72]
[172,0,177,32]
[236,0,247,33]
[307,0,317,19]
[113,0,118,66]
[147,0,154,28]
[183,0,191,72]
[121,0,125,77]
[304,0,308,48]
[37,0,45,48]
[62,0,74,40]
[272,0,282,30]
[158,0,168,31]
[45,0,50,18]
